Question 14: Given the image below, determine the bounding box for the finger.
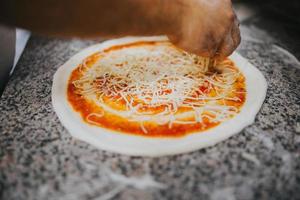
[214,10,240,59]
[192,33,219,57]
[215,26,235,59]
[219,18,240,58]
[231,18,241,50]
[168,33,217,58]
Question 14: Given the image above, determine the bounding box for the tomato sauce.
[67,42,246,138]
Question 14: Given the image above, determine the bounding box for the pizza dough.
[52,36,267,157]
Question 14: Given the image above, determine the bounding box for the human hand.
[166,0,240,59]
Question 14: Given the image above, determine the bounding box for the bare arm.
[0,0,240,58]
[0,0,173,37]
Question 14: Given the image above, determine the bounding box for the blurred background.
[234,0,300,58]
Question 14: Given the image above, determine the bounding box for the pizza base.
[52,36,267,157]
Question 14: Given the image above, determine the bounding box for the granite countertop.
[1,3,300,200]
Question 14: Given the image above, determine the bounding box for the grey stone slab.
[0,26,299,200]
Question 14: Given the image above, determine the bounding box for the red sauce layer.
[67,41,246,138]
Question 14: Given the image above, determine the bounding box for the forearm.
[0,0,176,37]
[0,0,240,58]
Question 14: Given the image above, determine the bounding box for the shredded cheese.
[72,42,245,133]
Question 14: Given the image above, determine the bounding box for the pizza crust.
[52,36,267,157]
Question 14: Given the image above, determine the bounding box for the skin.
[0,0,240,58]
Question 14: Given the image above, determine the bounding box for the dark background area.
[235,0,300,59]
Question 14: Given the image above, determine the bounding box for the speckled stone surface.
[1,9,300,200]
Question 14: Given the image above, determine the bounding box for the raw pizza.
[52,36,267,156]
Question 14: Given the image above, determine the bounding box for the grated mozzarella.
[72,42,245,133]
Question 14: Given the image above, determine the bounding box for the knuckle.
[227,12,235,22]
